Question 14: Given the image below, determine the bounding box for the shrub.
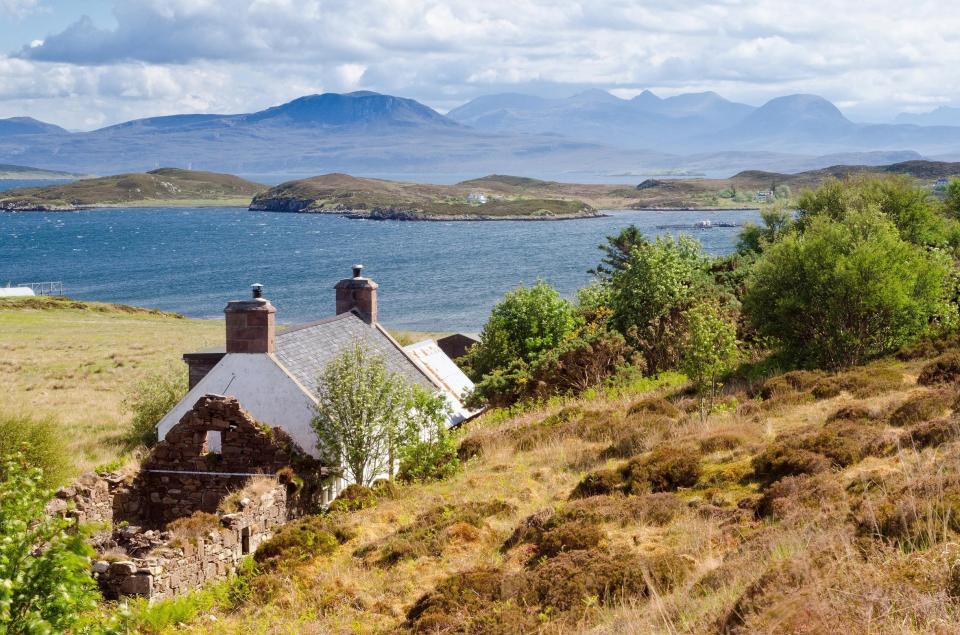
[699,432,746,453]
[621,445,702,493]
[0,413,70,488]
[889,390,951,427]
[918,352,960,386]
[529,329,631,398]
[810,367,903,399]
[124,363,187,448]
[167,511,220,545]
[804,421,884,467]
[860,481,960,549]
[743,210,957,369]
[253,516,341,567]
[464,280,580,381]
[905,417,960,449]
[528,548,648,611]
[533,520,605,561]
[756,474,849,520]
[0,452,99,632]
[327,484,376,513]
[752,442,831,484]
[681,300,740,421]
[608,234,714,373]
[627,396,681,419]
[826,403,876,423]
[570,469,623,499]
[600,428,650,460]
[397,424,460,483]
[456,436,484,462]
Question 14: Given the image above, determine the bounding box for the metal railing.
[17,281,63,296]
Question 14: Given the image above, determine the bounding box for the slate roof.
[274,311,434,395]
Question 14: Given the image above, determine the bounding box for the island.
[0,168,266,211]
[249,173,600,220]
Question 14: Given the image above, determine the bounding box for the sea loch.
[0,207,759,331]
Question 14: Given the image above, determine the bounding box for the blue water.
[0,207,759,331]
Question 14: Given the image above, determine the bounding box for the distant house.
[467,192,488,204]
[935,177,949,190]
[0,285,34,298]
[755,190,774,203]
[156,266,480,497]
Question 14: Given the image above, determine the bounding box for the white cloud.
[0,0,39,17]
[2,0,960,127]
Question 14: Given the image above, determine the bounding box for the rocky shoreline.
[247,198,602,221]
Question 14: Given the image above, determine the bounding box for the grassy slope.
[0,168,266,209]
[0,163,89,179]
[157,350,960,633]
[250,173,598,218]
[0,297,220,474]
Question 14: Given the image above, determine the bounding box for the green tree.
[943,177,960,218]
[609,234,712,373]
[796,175,951,247]
[743,210,956,369]
[466,280,579,380]
[589,225,647,281]
[398,388,458,483]
[737,207,794,255]
[0,451,101,633]
[681,302,739,422]
[312,342,433,486]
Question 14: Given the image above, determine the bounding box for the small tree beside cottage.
[311,341,454,487]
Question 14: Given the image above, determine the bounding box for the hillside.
[123,343,960,633]
[0,297,220,473]
[0,168,266,210]
[249,173,599,220]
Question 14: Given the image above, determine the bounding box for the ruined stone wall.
[130,394,321,526]
[46,471,122,525]
[95,482,288,600]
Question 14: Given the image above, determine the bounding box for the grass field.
[0,297,221,475]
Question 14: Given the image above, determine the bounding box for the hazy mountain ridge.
[1,89,959,178]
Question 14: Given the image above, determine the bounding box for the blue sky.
[1,0,957,130]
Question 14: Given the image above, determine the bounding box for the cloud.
[3,0,960,127]
[0,0,39,17]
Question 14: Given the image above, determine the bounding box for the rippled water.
[0,207,759,331]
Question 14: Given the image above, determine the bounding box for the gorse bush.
[0,413,71,488]
[744,210,957,368]
[125,363,187,448]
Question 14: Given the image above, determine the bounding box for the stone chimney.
[335,264,378,324]
[224,284,276,353]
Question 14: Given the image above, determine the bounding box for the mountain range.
[1,90,959,179]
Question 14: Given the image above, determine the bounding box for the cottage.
[755,190,774,203]
[156,265,480,498]
[467,191,488,204]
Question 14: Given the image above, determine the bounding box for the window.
[205,430,222,454]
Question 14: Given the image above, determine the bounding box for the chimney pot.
[251,283,264,299]
[352,264,363,278]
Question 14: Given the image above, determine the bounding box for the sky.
[0,0,958,130]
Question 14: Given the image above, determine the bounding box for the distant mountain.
[7,89,960,179]
[447,89,754,150]
[896,106,960,127]
[0,117,68,137]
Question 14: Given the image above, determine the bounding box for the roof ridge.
[277,310,365,336]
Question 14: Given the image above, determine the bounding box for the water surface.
[1,207,758,331]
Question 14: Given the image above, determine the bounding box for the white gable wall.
[156,353,321,457]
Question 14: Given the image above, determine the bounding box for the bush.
[464,280,580,381]
[905,417,960,449]
[609,234,713,373]
[0,452,99,632]
[456,436,484,462]
[124,363,187,448]
[756,474,849,520]
[752,442,831,484]
[327,484,376,513]
[254,516,341,567]
[826,403,876,423]
[627,396,681,419]
[528,328,631,398]
[0,413,71,488]
[397,426,460,483]
[918,352,960,386]
[889,390,951,427]
[743,210,957,369]
[570,469,623,499]
[810,367,903,399]
[533,520,605,561]
[621,445,702,493]
[528,548,649,611]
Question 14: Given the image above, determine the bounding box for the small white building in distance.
[0,285,35,298]
[467,192,488,204]
[755,190,774,203]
